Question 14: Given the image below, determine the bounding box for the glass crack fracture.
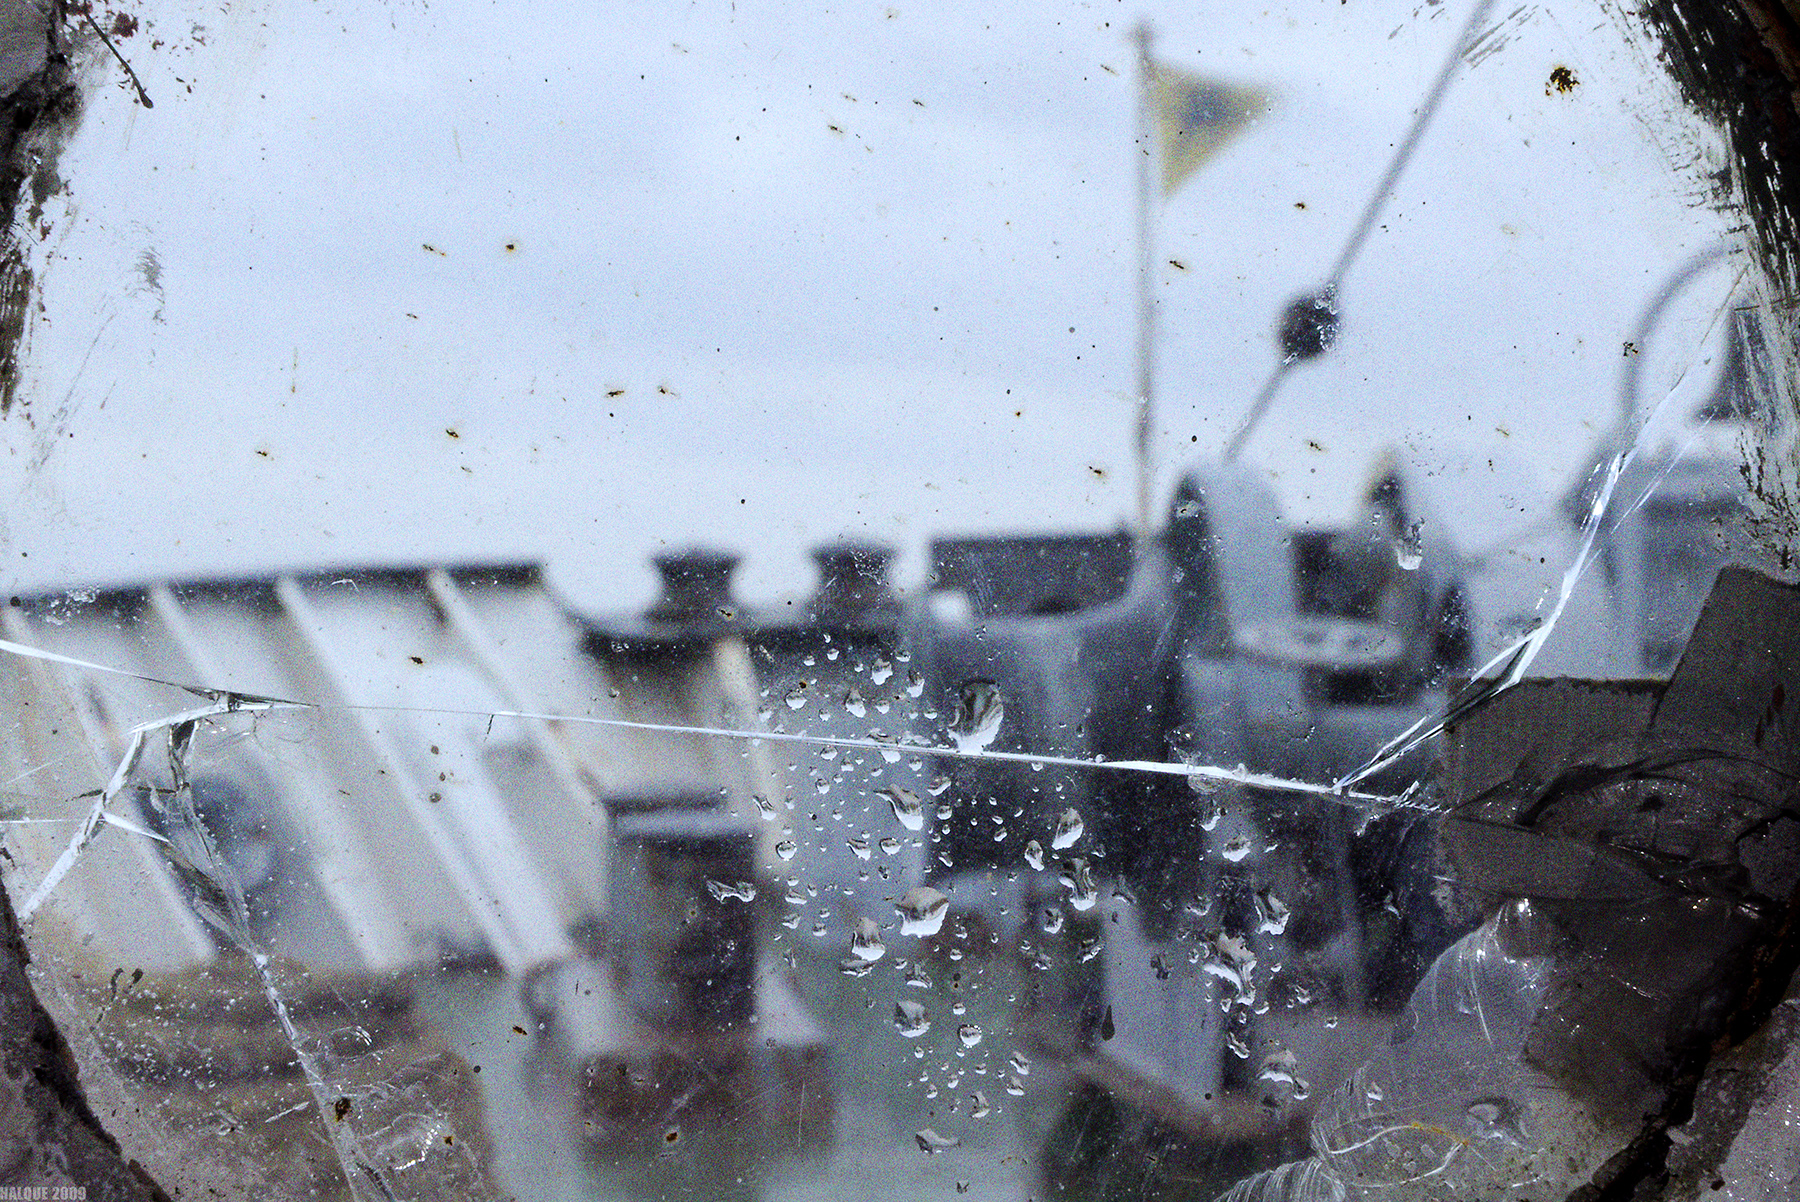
[1337,249,1746,790]
[9,688,396,1202]
[0,640,1435,869]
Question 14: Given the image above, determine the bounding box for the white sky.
[0,0,1741,611]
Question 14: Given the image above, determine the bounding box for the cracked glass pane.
[0,1,1797,1201]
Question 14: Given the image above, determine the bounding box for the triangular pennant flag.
[1149,64,1269,196]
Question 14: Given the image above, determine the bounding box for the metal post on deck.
[1133,20,1159,547]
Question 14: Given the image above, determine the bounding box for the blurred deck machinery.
[0,303,1768,1174]
[0,560,830,1181]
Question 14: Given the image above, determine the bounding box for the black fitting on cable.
[1278,287,1339,363]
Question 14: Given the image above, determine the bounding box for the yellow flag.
[1149,64,1268,196]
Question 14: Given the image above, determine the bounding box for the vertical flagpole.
[1132,21,1157,546]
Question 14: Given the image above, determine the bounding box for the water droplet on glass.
[755,793,777,820]
[1255,889,1291,935]
[1465,1096,1522,1140]
[785,683,810,711]
[1258,1047,1298,1090]
[849,918,886,961]
[906,670,925,698]
[1213,931,1255,968]
[1023,839,1044,871]
[879,836,901,855]
[897,886,950,937]
[1220,835,1252,863]
[1077,937,1103,963]
[1004,1075,1025,1096]
[894,999,931,1038]
[1396,519,1424,570]
[706,879,756,903]
[927,775,952,796]
[775,839,798,861]
[948,679,1004,753]
[869,729,903,763]
[915,1129,959,1154]
[936,803,954,820]
[1051,807,1084,850]
[957,1023,983,1048]
[1008,1051,1031,1075]
[845,688,867,718]
[839,957,876,977]
[848,834,872,861]
[884,786,925,831]
[1099,1005,1115,1041]
[970,1090,991,1118]
[1058,857,1098,911]
[904,961,933,989]
[1042,907,1064,935]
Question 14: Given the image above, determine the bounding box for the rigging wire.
[1222,0,1501,461]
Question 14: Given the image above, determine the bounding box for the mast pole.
[1132,21,1157,546]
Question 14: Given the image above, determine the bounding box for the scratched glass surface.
[0,1,1792,1200]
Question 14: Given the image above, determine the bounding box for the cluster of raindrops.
[750,652,1158,1153]
[897,987,1035,1158]
[750,642,968,930]
[836,873,1038,1155]
[39,586,98,626]
[1097,768,1315,1110]
[752,625,1331,1170]
[759,641,928,737]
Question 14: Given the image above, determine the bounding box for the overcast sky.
[0,0,1740,611]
